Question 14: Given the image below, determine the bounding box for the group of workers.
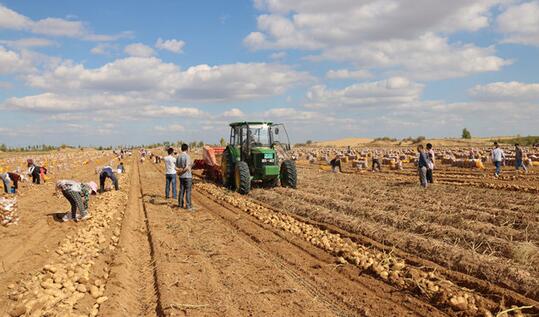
[1,156,123,222]
[163,144,194,210]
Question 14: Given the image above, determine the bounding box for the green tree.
[462,128,472,139]
[198,141,204,148]
[306,140,313,145]
[219,137,226,146]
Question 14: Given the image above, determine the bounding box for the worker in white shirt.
[164,148,177,199]
[491,142,505,177]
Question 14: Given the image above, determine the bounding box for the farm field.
[1,147,538,317]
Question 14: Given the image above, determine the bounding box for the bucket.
[10,187,16,194]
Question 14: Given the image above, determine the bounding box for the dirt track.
[99,159,444,316]
[2,155,538,316]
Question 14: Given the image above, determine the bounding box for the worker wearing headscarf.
[56,180,97,222]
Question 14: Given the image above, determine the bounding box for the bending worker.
[99,165,119,193]
[55,180,97,222]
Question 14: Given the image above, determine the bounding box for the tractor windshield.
[248,124,271,147]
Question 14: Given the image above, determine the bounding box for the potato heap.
[0,197,19,226]
[6,174,128,317]
[197,182,523,317]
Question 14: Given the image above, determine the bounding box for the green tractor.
[221,121,297,194]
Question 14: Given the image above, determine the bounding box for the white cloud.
[155,124,185,132]
[141,106,205,117]
[155,38,185,53]
[246,1,509,80]
[23,57,311,104]
[3,92,137,112]
[306,77,424,109]
[326,69,372,80]
[0,4,31,29]
[124,43,155,57]
[0,4,130,41]
[0,38,56,48]
[497,1,539,46]
[223,108,245,118]
[270,51,287,60]
[317,33,510,80]
[0,45,32,75]
[469,81,539,101]
[91,43,117,55]
[247,0,501,49]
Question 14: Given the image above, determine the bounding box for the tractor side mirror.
[275,128,279,135]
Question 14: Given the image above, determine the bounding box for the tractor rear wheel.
[234,161,251,194]
[280,160,297,188]
[222,148,235,189]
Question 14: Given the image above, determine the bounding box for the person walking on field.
[164,148,177,199]
[417,145,429,188]
[514,144,528,174]
[176,144,194,210]
[426,143,435,183]
[492,142,505,177]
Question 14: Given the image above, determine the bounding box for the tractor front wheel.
[280,160,297,188]
[234,161,251,194]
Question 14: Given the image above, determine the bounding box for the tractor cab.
[222,121,297,194]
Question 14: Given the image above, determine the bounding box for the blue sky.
[1,0,539,146]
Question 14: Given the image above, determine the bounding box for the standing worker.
[514,144,528,174]
[99,165,119,193]
[492,142,505,177]
[426,143,435,183]
[176,144,194,210]
[417,145,429,188]
[55,180,97,222]
[164,148,177,199]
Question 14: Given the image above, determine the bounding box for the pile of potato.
[6,175,128,317]
[197,182,530,316]
[0,197,19,226]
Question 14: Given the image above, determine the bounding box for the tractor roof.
[229,121,273,127]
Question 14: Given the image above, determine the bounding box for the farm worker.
[0,172,10,194]
[8,172,20,192]
[117,162,125,174]
[55,180,97,222]
[99,165,119,193]
[514,144,528,174]
[426,143,435,183]
[26,159,42,184]
[491,142,505,177]
[330,156,342,173]
[372,151,382,172]
[176,144,194,210]
[164,148,177,199]
[417,145,429,188]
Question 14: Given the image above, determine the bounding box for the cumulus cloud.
[469,81,539,101]
[306,77,424,109]
[222,108,245,118]
[318,33,509,80]
[326,69,372,80]
[141,106,205,117]
[0,45,32,74]
[155,124,185,132]
[155,38,185,53]
[124,43,155,57]
[23,57,311,104]
[246,0,509,80]
[497,1,539,46]
[0,3,130,41]
[0,38,56,49]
